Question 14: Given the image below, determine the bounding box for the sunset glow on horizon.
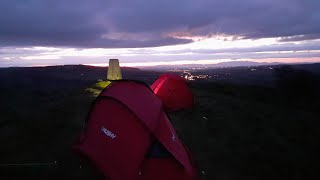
[83,57,320,68]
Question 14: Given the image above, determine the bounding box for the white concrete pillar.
[107,59,122,80]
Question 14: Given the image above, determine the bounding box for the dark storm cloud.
[0,0,319,48]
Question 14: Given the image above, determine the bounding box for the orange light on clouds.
[253,57,320,64]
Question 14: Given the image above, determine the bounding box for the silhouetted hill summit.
[0,65,161,91]
[213,61,279,67]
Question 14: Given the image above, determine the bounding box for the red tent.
[151,74,194,112]
[73,80,197,180]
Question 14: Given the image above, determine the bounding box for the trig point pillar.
[107,59,122,80]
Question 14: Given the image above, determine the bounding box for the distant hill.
[0,65,162,90]
[289,63,320,74]
[139,61,282,70]
[212,61,281,67]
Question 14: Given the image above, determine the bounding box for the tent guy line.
[0,161,58,167]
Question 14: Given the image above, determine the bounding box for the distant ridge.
[213,61,280,67]
[139,61,283,70]
[6,64,142,72]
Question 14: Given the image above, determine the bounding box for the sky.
[0,0,320,67]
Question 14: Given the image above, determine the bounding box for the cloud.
[2,38,319,67]
[278,34,320,42]
[0,0,320,48]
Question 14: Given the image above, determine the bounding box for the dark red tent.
[74,80,197,180]
[151,74,194,112]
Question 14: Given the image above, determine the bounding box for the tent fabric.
[151,74,194,112]
[73,80,197,180]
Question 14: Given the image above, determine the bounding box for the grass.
[0,68,319,179]
[169,82,320,179]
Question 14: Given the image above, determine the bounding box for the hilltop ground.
[0,64,320,179]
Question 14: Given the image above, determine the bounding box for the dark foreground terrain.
[0,64,320,179]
